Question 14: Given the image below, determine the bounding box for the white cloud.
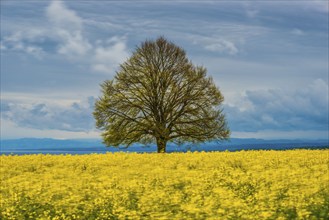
[92,36,129,73]
[46,1,128,71]
[1,97,96,132]
[205,39,239,55]
[190,35,240,55]
[45,0,128,69]
[1,119,101,139]
[2,1,92,58]
[1,0,129,73]
[56,29,92,57]
[25,46,44,58]
[46,0,92,58]
[225,79,329,132]
[46,1,82,31]
[1,31,45,58]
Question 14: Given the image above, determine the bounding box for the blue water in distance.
[1,138,328,155]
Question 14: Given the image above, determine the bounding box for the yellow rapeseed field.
[1,150,328,219]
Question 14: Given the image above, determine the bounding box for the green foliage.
[94,37,229,152]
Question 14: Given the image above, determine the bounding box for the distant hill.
[1,138,328,155]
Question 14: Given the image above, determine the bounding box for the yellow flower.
[1,150,328,219]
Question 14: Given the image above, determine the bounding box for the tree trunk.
[156,137,167,153]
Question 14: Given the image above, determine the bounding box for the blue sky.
[1,0,328,140]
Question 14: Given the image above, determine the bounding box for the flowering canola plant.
[1,150,328,219]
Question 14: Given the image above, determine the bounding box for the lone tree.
[94,37,229,153]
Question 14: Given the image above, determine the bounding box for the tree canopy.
[94,37,229,152]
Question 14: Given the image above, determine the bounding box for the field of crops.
[1,150,328,219]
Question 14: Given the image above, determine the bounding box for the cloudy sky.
[1,0,328,140]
